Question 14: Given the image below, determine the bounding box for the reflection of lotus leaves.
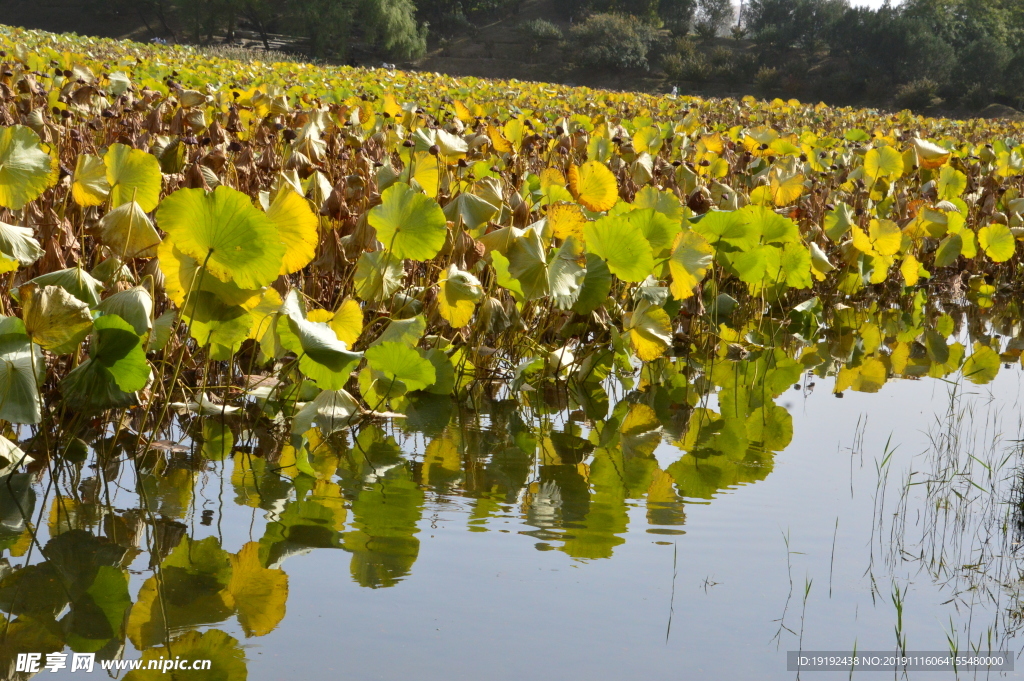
[259,481,348,568]
[343,466,423,588]
[667,449,775,501]
[126,536,233,649]
[0,531,130,659]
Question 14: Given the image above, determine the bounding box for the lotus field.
[0,24,1018,469]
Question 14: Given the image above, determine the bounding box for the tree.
[360,0,427,59]
[659,0,698,33]
[566,13,656,69]
[695,0,734,38]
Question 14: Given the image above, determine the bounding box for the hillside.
[2,0,1023,118]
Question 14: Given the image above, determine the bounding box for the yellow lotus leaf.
[912,138,951,169]
[71,153,110,206]
[668,230,713,299]
[978,223,1015,262]
[900,254,922,286]
[438,264,482,327]
[227,542,288,637]
[547,202,587,241]
[266,188,318,275]
[408,151,439,197]
[329,298,363,347]
[104,143,162,212]
[864,145,904,180]
[568,161,618,212]
[769,169,804,206]
[624,300,672,362]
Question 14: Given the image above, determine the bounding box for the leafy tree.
[659,0,698,33]
[566,13,656,69]
[694,0,734,38]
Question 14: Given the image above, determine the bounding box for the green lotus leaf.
[744,205,799,244]
[443,192,499,232]
[354,250,405,301]
[86,314,150,391]
[505,228,586,307]
[572,253,613,315]
[0,125,57,210]
[104,142,162,212]
[693,210,758,250]
[779,243,812,289]
[182,290,254,350]
[633,186,684,221]
[824,203,855,241]
[60,315,149,411]
[365,341,436,392]
[934,233,963,267]
[583,214,653,283]
[24,266,104,307]
[95,285,154,337]
[278,290,362,389]
[19,283,93,355]
[292,388,360,436]
[368,182,447,261]
[727,245,769,285]
[97,201,162,259]
[423,348,456,395]
[478,225,526,256]
[0,222,44,267]
[629,208,681,256]
[373,315,426,346]
[157,186,285,290]
[0,316,43,424]
[157,240,262,309]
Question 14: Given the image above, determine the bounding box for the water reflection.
[1,296,1022,674]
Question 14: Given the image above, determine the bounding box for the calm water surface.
[3,366,1024,680]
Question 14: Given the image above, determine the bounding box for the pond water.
[3,355,1024,680]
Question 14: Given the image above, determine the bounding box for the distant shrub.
[520,18,563,41]
[566,13,656,70]
[754,66,781,94]
[662,53,686,79]
[894,79,942,111]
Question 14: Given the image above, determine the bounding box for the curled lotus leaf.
[0,221,44,268]
[0,125,57,210]
[19,283,93,355]
[97,201,162,259]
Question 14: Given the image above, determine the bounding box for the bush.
[754,66,781,94]
[662,53,686,80]
[893,79,942,111]
[566,13,656,70]
[520,18,563,41]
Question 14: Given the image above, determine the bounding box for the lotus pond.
[2,23,1024,681]
[5,299,1024,680]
